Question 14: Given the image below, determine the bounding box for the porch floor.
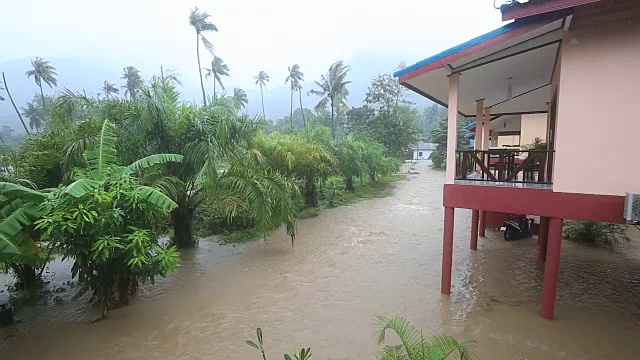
[454,179,552,190]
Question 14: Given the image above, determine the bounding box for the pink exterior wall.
[553,10,640,196]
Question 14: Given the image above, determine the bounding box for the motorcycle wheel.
[503,230,512,241]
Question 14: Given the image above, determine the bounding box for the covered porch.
[395,14,569,319]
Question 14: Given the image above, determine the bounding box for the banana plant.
[1,119,182,269]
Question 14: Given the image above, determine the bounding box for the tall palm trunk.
[172,205,195,248]
[39,84,47,112]
[213,80,216,100]
[330,97,335,139]
[196,34,207,106]
[290,88,294,128]
[299,90,306,128]
[2,72,30,135]
[260,84,266,119]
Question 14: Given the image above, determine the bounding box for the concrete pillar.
[541,217,563,320]
[470,209,479,250]
[441,207,455,295]
[474,100,484,151]
[445,73,460,184]
[482,107,492,150]
[479,211,486,237]
[538,217,550,262]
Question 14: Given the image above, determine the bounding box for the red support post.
[470,209,479,250]
[541,217,563,320]
[441,207,455,295]
[479,210,487,237]
[538,217,549,262]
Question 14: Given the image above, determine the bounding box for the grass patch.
[219,229,262,245]
[329,174,404,207]
[214,174,404,245]
[296,207,321,219]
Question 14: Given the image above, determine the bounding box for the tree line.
[0,6,443,320]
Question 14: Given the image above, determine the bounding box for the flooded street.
[2,162,640,359]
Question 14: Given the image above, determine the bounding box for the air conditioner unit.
[624,192,640,223]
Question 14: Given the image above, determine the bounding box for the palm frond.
[135,186,178,211]
[374,315,421,359]
[85,120,118,180]
[0,182,48,203]
[62,179,101,198]
[0,233,20,256]
[125,154,184,174]
[425,335,476,360]
[201,35,215,55]
[0,204,41,240]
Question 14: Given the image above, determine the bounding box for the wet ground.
[1,162,639,359]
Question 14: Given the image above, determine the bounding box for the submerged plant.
[245,316,474,360]
[563,220,629,248]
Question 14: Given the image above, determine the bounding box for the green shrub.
[563,220,630,248]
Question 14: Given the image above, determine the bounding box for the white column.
[474,99,484,151]
[445,73,460,184]
[482,107,492,150]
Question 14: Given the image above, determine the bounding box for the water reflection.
[1,162,639,359]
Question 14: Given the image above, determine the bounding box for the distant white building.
[408,142,436,161]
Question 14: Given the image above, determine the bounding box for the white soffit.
[449,18,563,69]
[403,18,564,116]
[491,84,551,114]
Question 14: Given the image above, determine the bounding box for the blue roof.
[465,122,477,130]
[393,21,518,78]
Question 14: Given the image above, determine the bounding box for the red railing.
[456,149,554,184]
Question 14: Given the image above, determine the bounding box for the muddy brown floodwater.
[2,162,640,359]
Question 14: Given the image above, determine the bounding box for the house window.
[418,152,423,157]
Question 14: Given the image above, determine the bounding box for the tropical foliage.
[254,70,270,119]
[121,66,144,100]
[204,56,230,99]
[25,57,58,110]
[189,6,218,105]
[286,64,305,127]
[563,221,630,248]
[309,60,351,139]
[0,6,424,322]
[244,316,475,360]
[375,315,475,359]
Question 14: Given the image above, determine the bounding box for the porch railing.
[455,149,554,184]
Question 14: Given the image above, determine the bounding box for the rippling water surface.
[1,162,639,359]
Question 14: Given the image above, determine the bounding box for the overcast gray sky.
[1,0,504,90]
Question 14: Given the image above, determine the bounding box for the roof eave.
[501,0,599,21]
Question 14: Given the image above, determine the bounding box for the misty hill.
[0,54,432,132]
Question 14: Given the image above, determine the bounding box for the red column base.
[470,210,479,250]
[479,211,487,237]
[441,207,455,295]
[538,217,549,262]
[540,217,563,320]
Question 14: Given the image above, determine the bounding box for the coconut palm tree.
[375,315,475,360]
[204,56,230,99]
[25,57,57,111]
[254,71,269,120]
[189,7,218,106]
[233,87,248,109]
[308,61,351,139]
[285,64,304,128]
[102,81,119,100]
[121,66,143,100]
[21,102,44,132]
